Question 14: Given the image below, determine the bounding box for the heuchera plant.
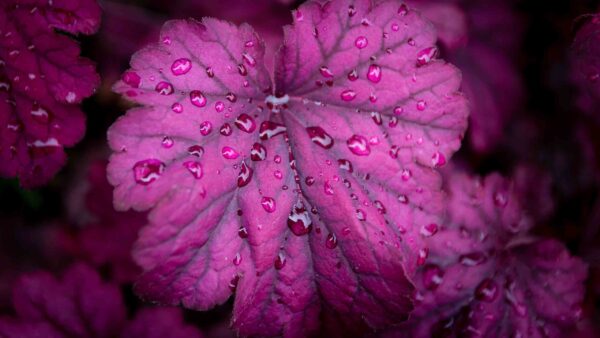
[393,170,587,338]
[0,264,202,338]
[108,0,468,335]
[74,160,147,284]
[0,0,101,187]
[410,0,524,153]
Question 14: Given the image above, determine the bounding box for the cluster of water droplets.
[124,3,461,276]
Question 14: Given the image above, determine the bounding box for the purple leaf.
[390,171,588,338]
[122,307,203,338]
[77,161,146,284]
[0,0,101,187]
[0,264,126,338]
[0,264,204,338]
[409,0,524,153]
[570,13,600,119]
[108,0,469,335]
[406,1,467,51]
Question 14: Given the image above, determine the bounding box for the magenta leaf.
[122,307,203,338]
[0,264,126,338]
[0,264,204,338]
[393,171,588,338]
[408,0,524,153]
[77,161,147,284]
[108,0,469,335]
[0,0,101,187]
[571,13,600,119]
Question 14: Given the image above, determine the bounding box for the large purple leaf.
[0,0,101,187]
[388,171,588,338]
[108,0,469,336]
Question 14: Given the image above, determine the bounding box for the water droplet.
[245,40,255,48]
[261,196,277,213]
[162,36,172,45]
[367,64,382,83]
[133,159,165,185]
[338,159,353,172]
[347,69,358,81]
[199,121,213,135]
[274,155,282,164]
[155,81,173,95]
[234,114,256,133]
[221,146,239,159]
[431,151,446,167]
[161,136,174,148]
[340,89,357,101]
[259,121,286,140]
[393,106,404,115]
[187,145,204,157]
[416,100,426,111]
[250,143,267,161]
[171,58,192,75]
[371,111,382,125]
[228,275,239,291]
[326,233,338,249]
[401,168,412,181]
[417,47,438,66]
[356,209,366,221]
[274,170,283,179]
[238,226,248,238]
[237,64,247,76]
[398,4,408,16]
[206,67,215,78]
[389,116,398,128]
[459,252,487,267]
[237,161,253,187]
[305,176,315,186]
[346,135,370,156]
[422,264,444,290]
[420,223,438,237]
[355,36,368,49]
[369,93,377,103]
[306,126,334,149]
[183,161,203,179]
[493,191,508,207]
[348,5,356,16]
[408,38,416,46]
[233,253,242,266]
[319,66,334,78]
[220,123,232,136]
[242,52,256,67]
[324,180,334,195]
[287,201,312,236]
[122,71,140,87]
[30,104,49,124]
[274,252,286,269]
[389,144,400,159]
[171,102,183,113]
[214,101,225,112]
[226,92,237,103]
[475,278,498,302]
[417,248,428,266]
[398,194,409,204]
[374,200,386,214]
[391,23,400,31]
[190,90,207,107]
